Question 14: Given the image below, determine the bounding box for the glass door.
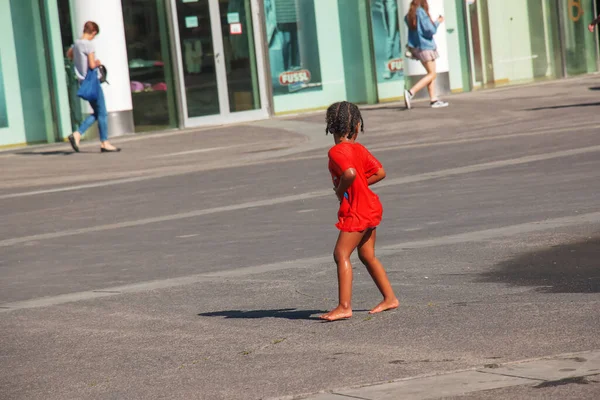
[465,0,560,89]
[171,0,267,126]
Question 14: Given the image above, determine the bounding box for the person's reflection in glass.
[380,0,399,79]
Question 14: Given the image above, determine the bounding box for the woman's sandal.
[68,134,80,152]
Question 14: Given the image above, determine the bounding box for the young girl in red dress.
[321,101,399,321]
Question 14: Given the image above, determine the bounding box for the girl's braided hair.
[325,101,364,139]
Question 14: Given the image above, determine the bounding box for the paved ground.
[1,76,599,399]
[302,350,600,399]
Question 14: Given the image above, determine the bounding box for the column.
[399,0,450,99]
[70,0,133,137]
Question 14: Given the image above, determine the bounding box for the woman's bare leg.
[357,229,399,314]
[320,230,366,321]
[409,60,437,98]
[424,60,438,101]
[72,131,82,146]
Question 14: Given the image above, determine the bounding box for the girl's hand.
[334,168,356,203]
[437,15,445,24]
[367,168,386,186]
[334,187,343,203]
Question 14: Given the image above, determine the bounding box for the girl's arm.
[367,167,386,186]
[335,168,356,202]
[418,8,438,38]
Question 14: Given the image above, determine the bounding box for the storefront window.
[466,0,560,88]
[264,0,323,96]
[562,0,597,75]
[123,0,178,131]
[370,0,405,100]
[264,0,378,113]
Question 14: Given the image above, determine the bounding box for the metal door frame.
[168,0,269,128]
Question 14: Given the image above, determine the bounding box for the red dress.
[328,142,383,232]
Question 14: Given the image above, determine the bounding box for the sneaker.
[430,100,449,108]
[404,90,412,110]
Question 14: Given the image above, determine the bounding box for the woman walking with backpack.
[403,0,448,109]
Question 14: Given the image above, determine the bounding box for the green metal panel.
[0,0,27,146]
[458,2,471,92]
[338,0,377,104]
[10,0,56,144]
[44,0,73,141]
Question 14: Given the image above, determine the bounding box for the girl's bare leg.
[357,229,399,314]
[424,60,438,101]
[409,60,437,98]
[320,230,366,321]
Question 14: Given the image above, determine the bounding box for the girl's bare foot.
[320,306,352,321]
[369,298,399,314]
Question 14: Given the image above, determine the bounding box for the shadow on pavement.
[535,376,596,388]
[198,308,327,320]
[526,102,600,111]
[362,105,405,112]
[588,86,600,91]
[15,150,78,156]
[478,237,600,293]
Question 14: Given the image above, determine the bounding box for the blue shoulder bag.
[77,68,100,102]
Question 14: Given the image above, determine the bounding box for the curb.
[272,349,600,400]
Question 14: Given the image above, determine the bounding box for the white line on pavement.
[1,124,597,200]
[1,144,600,248]
[0,176,161,200]
[152,145,246,158]
[2,210,600,312]
[152,146,227,157]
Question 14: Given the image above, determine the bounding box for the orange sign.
[279,70,311,86]
[387,58,404,72]
[569,0,584,22]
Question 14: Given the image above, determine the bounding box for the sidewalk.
[2,74,598,195]
[287,350,600,400]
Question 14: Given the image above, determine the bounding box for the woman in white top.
[67,21,120,153]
